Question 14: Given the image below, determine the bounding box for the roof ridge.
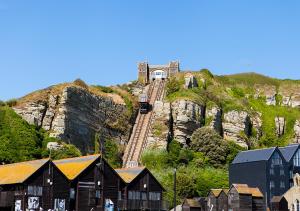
[0,158,49,167]
[115,166,145,171]
[239,147,276,152]
[53,154,100,162]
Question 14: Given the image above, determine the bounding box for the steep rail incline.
[123,80,165,168]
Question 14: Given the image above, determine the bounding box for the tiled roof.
[0,159,49,185]
[53,154,99,180]
[232,147,276,164]
[184,199,201,207]
[232,184,263,198]
[271,196,284,203]
[223,188,229,195]
[114,167,145,183]
[210,189,223,197]
[249,187,264,198]
[279,144,300,162]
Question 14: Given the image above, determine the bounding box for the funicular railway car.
[150,70,167,81]
[139,93,150,114]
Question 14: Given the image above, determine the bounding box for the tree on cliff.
[190,127,228,167]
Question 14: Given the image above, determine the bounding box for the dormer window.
[271,152,282,166]
[293,149,300,166]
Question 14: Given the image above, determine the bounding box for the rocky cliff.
[7,71,300,155]
[142,71,300,150]
[13,82,135,154]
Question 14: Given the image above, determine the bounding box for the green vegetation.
[249,97,300,147]
[47,143,82,160]
[190,127,244,167]
[93,85,114,93]
[103,139,122,168]
[141,137,236,206]
[94,133,122,168]
[0,106,58,163]
[73,78,89,90]
[165,70,300,147]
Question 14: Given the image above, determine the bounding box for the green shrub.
[94,85,114,93]
[6,99,17,107]
[73,78,89,89]
[166,77,180,96]
[230,87,245,98]
[0,106,59,163]
[104,139,122,168]
[0,100,6,107]
[48,143,81,160]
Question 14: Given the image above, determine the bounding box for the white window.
[270,168,274,175]
[290,170,294,178]
[70,188,75,199]
[294,149,300,167]
[128,191,140,200]
[27,186,43,196]
[149,192,161,201]
[280,181,285,188]
[270,181,275,189]
[118,191,121,200]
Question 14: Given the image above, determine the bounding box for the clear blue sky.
[1,1,300,100]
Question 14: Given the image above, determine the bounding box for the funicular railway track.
[123,80,165,168]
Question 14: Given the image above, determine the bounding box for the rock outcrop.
[251,113,263,139]
[275,117,285,137]
[222,110,252,147]
[14,86,132,154]
[294,120,300,143]
[184,73,198,89]
[279,84,300,108]
[254,85,277,105]
[206,106,223,135]
[146,101,171,149]
[172,100,204,145]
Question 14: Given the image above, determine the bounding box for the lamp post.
[96,130,105,209]
[174,168,177,211]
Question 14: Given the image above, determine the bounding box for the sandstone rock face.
[294,120,300,143]
[275,117,285,137]
[254,85,277,105]
[251,112,263,139]
[279,84,300,108]
[14,102,47,127]
[146,101,171,149]
[14,86,131,154]
[172,100,204,145]
[184,74,198,89]
[206,106,223,135]
[222,110,251,148]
